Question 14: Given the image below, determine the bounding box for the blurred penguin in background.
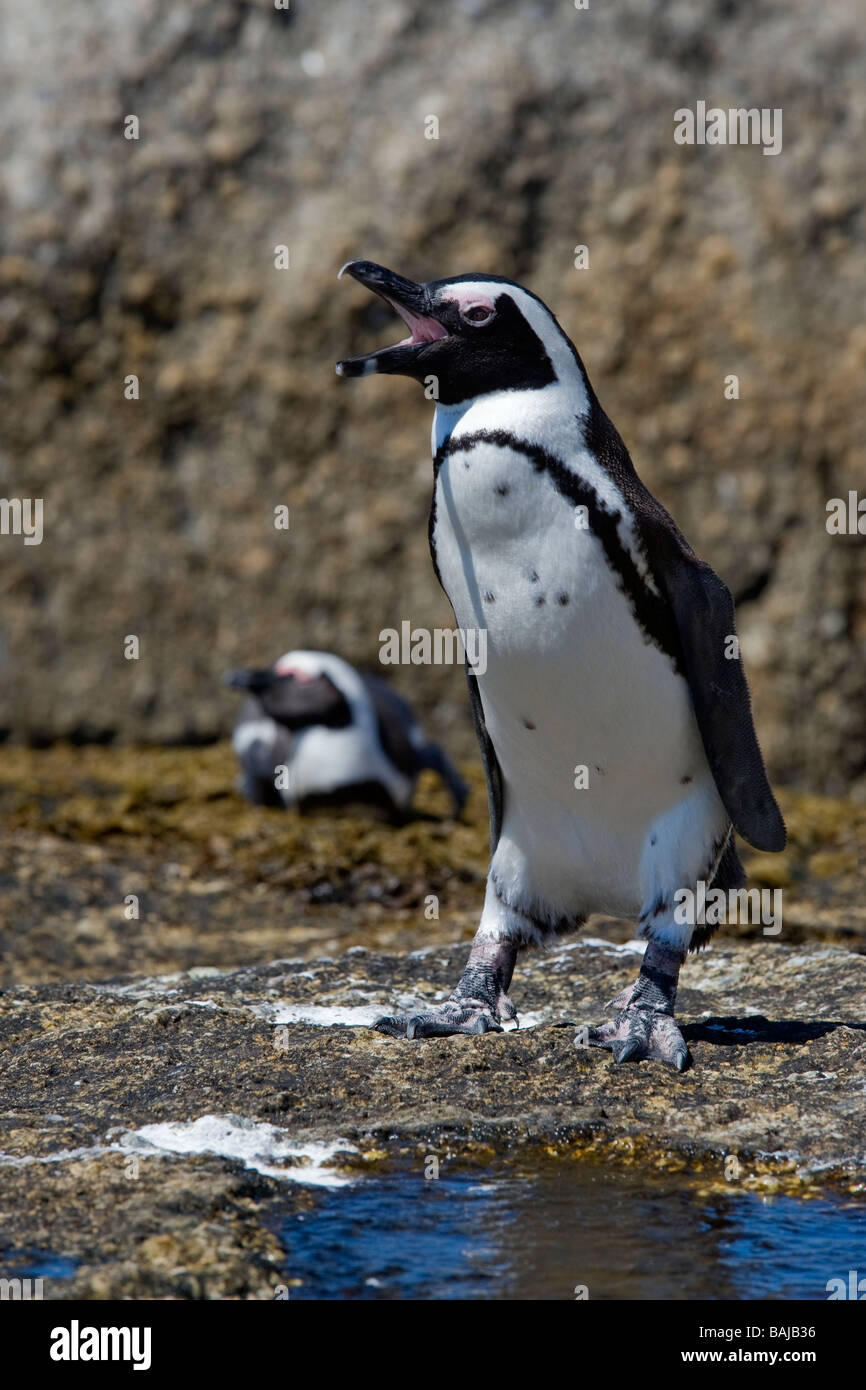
[225,649,467,819]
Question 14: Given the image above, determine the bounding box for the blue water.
[1,1250,79,1280]
[278,1160,866,1300]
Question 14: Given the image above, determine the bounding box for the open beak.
[335,260,447,378]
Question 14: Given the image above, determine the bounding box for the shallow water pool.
[278,1159,866,1300]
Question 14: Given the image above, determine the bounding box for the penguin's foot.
[374,935,518,1040]
[375,992,516,1039]
[582,1005,690,1071]
[579,939,690,1071]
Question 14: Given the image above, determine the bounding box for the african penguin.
[225,648,467,819]
[337,260,785,1070]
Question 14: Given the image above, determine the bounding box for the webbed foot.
[578,939,690,1071]
[375,990,516,1039]
[374,935,518,1040]
[583,1006,690,1071]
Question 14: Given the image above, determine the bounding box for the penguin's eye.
[461,304,494,325]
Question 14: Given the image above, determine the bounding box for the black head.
[224,660,351,731]
[335,261,578,406]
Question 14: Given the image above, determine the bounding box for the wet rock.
[1,934,865,1297]
[0,744,862,1296]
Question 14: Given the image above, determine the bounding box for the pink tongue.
[390,301,447,344]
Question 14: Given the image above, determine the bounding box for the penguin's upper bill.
[336,260,558,404]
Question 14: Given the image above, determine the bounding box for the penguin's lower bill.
[335,260,447,377]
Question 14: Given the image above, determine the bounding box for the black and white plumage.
[337,261,785,1069]
[225,649,467,818]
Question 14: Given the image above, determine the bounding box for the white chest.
[288,724,413,808]
[431,434,671,728]
[430,433,723,914]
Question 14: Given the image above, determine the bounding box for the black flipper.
[466,668,504,851]
[414,741,469,817]
[361,672,468,816]
[240,759,285,808]
[234,697,289,808]
[359,674,423,780]
[579,391,785,854]
[639,511,786,853]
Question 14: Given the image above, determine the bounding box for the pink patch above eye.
[273,661,315,681]
[448,287,496,316]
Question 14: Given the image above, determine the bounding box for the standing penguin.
[337,261,785,1069]
[226,649,467,818]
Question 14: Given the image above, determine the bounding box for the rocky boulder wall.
[0,0,863,795]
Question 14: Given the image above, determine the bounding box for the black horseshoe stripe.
[430,428,683,669]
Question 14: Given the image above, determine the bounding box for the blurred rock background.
[0,0,863,798]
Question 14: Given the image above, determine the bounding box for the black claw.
[371,1003,506,1040]
[584,1006,690,1071]
[613,1038,642,1064]
[373,1015,405,1038]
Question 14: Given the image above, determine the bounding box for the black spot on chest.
[432,429,683,670]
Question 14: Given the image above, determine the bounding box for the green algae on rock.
[0,746,863,988]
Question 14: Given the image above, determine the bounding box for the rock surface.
[2,935,865,1299]
[0,744,864,1298]
[0,0,863,795]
